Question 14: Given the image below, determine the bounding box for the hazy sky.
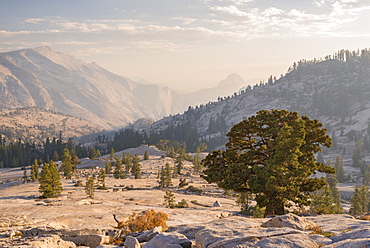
[1,0,370,91]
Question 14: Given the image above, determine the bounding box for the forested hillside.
[143,49,370,155]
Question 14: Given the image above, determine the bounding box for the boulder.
[330,228,370,242]
[261,213,316,231]
[28,234,77,248]
[309,234,333,245]
[62,234,110,248]
[142,232,191,248]
[213,201,221,207]
[254,233,319,248]
[136,226,162,242]
[326,238,370,248]
[124,236,140,248]
[195,227,303,248]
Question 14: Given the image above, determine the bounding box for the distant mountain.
[184,73,246,106]
[0,46,245,130]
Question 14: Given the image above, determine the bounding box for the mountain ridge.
[0,46,246,130]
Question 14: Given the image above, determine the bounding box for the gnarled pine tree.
[202,109,334,216]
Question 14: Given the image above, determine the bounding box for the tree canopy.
[202,109,334,216]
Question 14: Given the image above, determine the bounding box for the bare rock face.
[330,228,370,242]
[142,232,191,248]
[261,213,316,231]
[254,233,319,248]
[325,238,370,248]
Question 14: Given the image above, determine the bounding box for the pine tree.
[30,159,39,181]
[61,148,74,179]
[352,140,363,167]
[52,151,59,161]
[144,151,149,160]
[202,109,334,216]
[158,163,172,188]
[124,153,133,172]
[22,166,28,183]
[132,154,142,179]
[114,156,126,179]
[164,190,176,208]
[39,161,63,198]
[326,174,344,213]
[85,176,95,199]
[310,185,336,214]
[193,147,201,171]
[349,186,364,215]
[105,157,112,174]
[174,149,185,176]
[97,169,107,190]
[110,147,115,160]
[335,156,346,182]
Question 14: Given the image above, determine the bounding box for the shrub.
[310,226,335,237]
[116,209,168,234]
[186,185,203,194]
[176,199,189,208]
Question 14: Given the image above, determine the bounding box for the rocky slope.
[0,107,101,143]
[0,46,245,130]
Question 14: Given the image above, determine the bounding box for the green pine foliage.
[164,190,176,208]
[202,109,334,216]
[30,159,39,181]
[158,163,172,188]
[105,157,112,174]
[114,156,126,179]
[144,151,149,160]
[97,169,107,190]
[85,176,95,199]
[60,148,74,179]
[349,185,369,215]
[334,156,346,182]
[38,160,63,198]
[132,154,141,179]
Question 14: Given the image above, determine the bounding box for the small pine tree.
[39,161,63,198]
[349,185,369,215]
[22,166,28,183]
[97,169,107,190]
[30,159,39,181]
[144,151,149,160]
[164,190,176,208]
[310,185,336,214]
[85,176,95,199]
[326,174,344,213]
[124,153,133,172]
[114,156,126,179]
[335,156,346,182]
[105,157,112,174]
[61,148,74,179]
[110,148,115,160]
[52,151,59,161]
[132,154,142,179]
[158,163,172,188]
